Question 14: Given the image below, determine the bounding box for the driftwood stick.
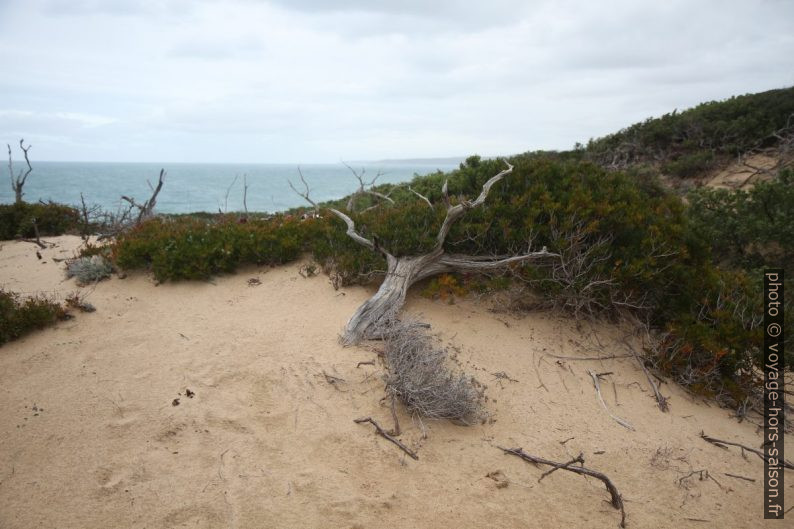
[543,352,634,361]
[700,432,794,470]
[724,472,755,483]
[588,370,635,431]
[355,417,418,460]
[538,452,584,482]
[499,446,626,528]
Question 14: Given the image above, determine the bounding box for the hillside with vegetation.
[3,87,793,412]
[583,86,794,179]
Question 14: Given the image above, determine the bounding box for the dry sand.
[0,236,790,528]
[704,154,780,190]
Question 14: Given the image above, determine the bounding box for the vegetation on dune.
[4,87,791,411]
[112,215,308,281]
[0,290,66,345]
[585,86,794,177]
[0,201,80,240]
[104,151,791,402]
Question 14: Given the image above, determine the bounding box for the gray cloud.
[0,0,792,162]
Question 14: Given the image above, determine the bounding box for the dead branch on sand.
[354,417,418,460]
[588,370,635,431]
[498,446,626,528]
[700,431,794,470]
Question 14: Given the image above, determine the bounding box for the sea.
[1,161,461,214]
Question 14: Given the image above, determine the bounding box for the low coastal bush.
[112,215,308,281]
[0,201,80,240]
[66,255,113,285]
[0,290,66,345]
[687,169,794,270]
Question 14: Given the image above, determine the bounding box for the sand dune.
[0,236,789,528]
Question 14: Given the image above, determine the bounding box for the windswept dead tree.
[8,139,33,204]
[121,168,165,225]
[292,161,558,344]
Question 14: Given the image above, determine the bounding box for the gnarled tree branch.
[434,162,513,251]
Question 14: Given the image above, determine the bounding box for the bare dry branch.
[700,432,794,470]
[499,446,626,528]
[121,168,165,224]
[287,167,319,216]
[434,161,513,250]
[408,186,433,208]
[354,416,418,460]
[588,370,635,431]
[8,139,33,203]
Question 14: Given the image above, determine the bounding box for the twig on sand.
[724,473,755,483]
[588,370,635,431]
[700,431,794,470]
[533,353,548,392]
[544,352,633,361]
[354,417,418,460]
[322,371,346,391]
[538,452,584,482]
[498,446,626,528]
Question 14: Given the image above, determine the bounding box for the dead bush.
[378,318,485,425]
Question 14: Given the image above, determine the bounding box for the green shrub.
[662,151,716,178]
[687,169,794,270]
[113,215,308,281]
[0,290,66,345]
[0,201,80,240]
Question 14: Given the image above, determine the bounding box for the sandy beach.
[0,235,789,528]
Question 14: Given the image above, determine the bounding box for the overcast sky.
[1,0,792,163]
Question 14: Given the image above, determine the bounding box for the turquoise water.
[1,161,459,214]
